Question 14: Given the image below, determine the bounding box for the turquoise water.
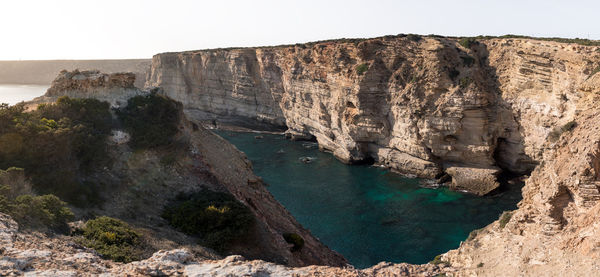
[215,131,523,268]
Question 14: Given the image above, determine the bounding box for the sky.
[0,0,598,60]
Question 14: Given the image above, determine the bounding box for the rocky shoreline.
[146,35,599,195]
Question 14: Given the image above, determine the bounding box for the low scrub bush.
[449,69,460,81]
[548,120,577,142]
[162,190,255,252]
[459,37,477,48]
[460,56,475,67]
[0,187,73,233]
[117,93,181,149]
[430,254,450,266]
[406,34,422,42]
[355,63,369,75]
[9,194,74,232]
[0,97,113,206]
[0,167,73,232]
[79,216,142,263]
[459,77,472,89]
[498,211,513,229]
[283,233,304,252]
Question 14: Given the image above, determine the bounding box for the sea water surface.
[216,131,523,268]
[0,84,48,105]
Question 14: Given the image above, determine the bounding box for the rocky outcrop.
[0,214,447,276]
[147,36,599,194]
[32,69,145,108]
[445,94,600,276]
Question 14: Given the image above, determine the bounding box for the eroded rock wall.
[32,69,144,108]
[147,36,600,194]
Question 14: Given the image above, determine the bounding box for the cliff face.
[21,70,347,268]
[143,37,600,275]
[32,70,144,108]
[146,36,600,195]
[445,94,600,276]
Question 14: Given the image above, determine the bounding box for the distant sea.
[0,84,48,105]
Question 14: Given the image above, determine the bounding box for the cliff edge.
[146,35,600,195]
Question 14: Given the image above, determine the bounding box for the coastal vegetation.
[548,120,577,142]
[356,63,369,75]
[162,190,255,252]
[0,97,112,206]
[498,211,513,229]
[117,94,181,149]
[78,216,143,263]
[283,233,304,252]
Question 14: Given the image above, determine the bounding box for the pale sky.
[1,0,598,60]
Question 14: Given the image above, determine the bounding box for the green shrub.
[355,63,369,75]
[162,190,255,252]
[460,56,475,67]
[477,262,484,268]
[0,97,113,206]
[459,77,472,89]
[80,216,142,263]
[430,254,450,266]
[459,37,477,48]
[449,69,460,81]
[0,192,74,233]
[499,211,513,229]
[283,233,304,252]
[117,93,181,149]
[548,120,577,142]
[406,34,422,42]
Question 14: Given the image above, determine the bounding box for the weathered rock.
[446,166,501,195]
[145,36,600,193]
[31,69,144,108]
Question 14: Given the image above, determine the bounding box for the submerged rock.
[299,157,316,164]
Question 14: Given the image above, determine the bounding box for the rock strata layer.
[33,70,144,108]
[146,36,600,194]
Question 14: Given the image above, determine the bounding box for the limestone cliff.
[445,91,600,276]
[146,36,600,195]
[22,36,600,275]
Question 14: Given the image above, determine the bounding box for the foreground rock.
[0,214,448,276]
[30,69,144,108]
